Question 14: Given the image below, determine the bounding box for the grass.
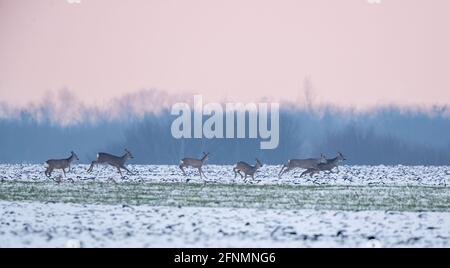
[1,180,449,212]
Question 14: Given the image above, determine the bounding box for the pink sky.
[1,0,449,110]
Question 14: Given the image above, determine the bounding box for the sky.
[1,0,449,111]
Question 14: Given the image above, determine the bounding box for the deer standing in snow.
[44,151,79,178]
[179,152,209,179]
[233,159,262,181]
[278,154,327,178]
[300,152,346,177]
[87,149,134,177]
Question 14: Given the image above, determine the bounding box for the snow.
[1,164,449,186]
[1,201,449,248]
[0,164,449,247]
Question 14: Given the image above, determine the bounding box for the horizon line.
[1,88,450,126]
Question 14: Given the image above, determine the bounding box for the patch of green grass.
[0,181,449,212]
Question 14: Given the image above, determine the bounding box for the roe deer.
[44,151,79,177]
[233,159,262,181]
[179,152,209,179]
[278,154,326,178]
[87,149,134,177]
[300,152,346,177]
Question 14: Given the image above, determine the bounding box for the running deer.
[179,152,209,179]
[278,154,327,178]
[44,151,79,177]
[233,159,262,181]
[300,152,346,177]
[87,149,134,177]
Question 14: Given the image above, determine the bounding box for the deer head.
[125,149,134,159]
[255,158,263,168]
[71,151,79,161]
[337,152,346,161]
[201,152,210,162]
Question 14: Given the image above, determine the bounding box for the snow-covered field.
[1,164,450,247]
[1,201,450,248]
[1,164,450,186]
[0,164,450,186]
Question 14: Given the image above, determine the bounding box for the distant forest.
[1,106,450,165]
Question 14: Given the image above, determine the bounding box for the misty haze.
[1,0,450,250]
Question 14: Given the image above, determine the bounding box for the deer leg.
[300,169,309,177]
[122,165,134,175]
[233,168,238,179]
[88,161,97,172]
[237,170,244,179]
[280,166,291,178]
[278,165,287,177]
[301,168,317,178]
[62,168,67,177]
[199,167,207,179]
[179,165,187,176]
[117,167,123,177]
